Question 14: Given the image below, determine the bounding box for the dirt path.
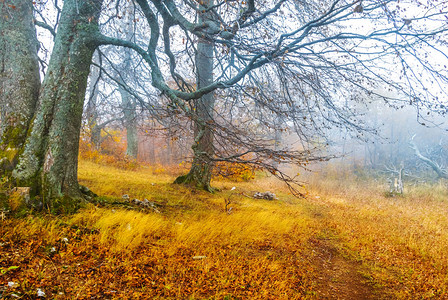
[309,236,377,299]
[303,198,381,299]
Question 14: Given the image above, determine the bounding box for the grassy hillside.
[1,160,448,299]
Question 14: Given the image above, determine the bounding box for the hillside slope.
[1,160,447,299]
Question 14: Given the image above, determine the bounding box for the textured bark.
[13,0,102,207]
[174,0,215,192]
[0,0,40,173]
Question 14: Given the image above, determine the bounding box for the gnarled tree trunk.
[174,0,215,192]
[410,136,448,179]
[13,0,103,210]
[0,0,40,174]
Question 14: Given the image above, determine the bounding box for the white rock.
[253,191,277,200]
[37,288,45,297]
[8,281,18,288]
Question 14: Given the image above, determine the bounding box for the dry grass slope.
[1,160,448,299]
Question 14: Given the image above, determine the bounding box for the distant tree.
[85,52,104,150]
[119,78,139,159]
[117,11,139,160]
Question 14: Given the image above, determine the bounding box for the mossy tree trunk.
[0,0,40,174]
[13,0,103,208]
[174,0,215,192]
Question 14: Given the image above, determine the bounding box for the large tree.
[0,0,40,174]
[11,0,103,209]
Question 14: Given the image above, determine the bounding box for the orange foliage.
[79,128,139,170]
[213,161,258,182]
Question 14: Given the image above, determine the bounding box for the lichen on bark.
[0,0,40,174]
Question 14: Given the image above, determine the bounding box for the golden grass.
[2,160,448,299]
[78,160,174,198]
[0,160,320,299]
[7,190,23,212]
[75,160,315,254]
[70,206,168,253]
